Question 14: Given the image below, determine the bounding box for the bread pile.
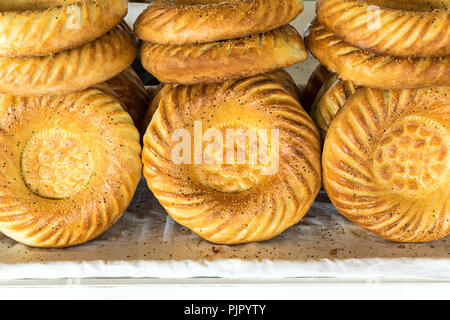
[0,1,148,248]
[134,0,308,84]
[305,0,450,242]
[135,0,323,245]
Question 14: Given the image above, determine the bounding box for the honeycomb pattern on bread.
[323,87,450,242]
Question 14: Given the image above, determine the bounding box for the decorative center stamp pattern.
[21,128,93,199]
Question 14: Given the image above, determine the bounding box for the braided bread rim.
[0,0,127,57]
[0,21,137,97]
[310,77,357,139]
[134,0,304,45]
[305,20,450,89]
[141,71,300,136]
[141,25,308,85]
[316,0,450,57]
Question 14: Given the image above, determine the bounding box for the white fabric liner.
[0,3,448,281]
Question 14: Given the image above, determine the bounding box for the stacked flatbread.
[304,0,450,242]
[0,1,148,248]
[136,1,324,245]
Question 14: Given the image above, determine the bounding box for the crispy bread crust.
[316,0,450,57]
[310,77,357,139]
[0,0,127,57]
[134,0,304,44]
[305,20,450,89]
[141,25,308,85]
